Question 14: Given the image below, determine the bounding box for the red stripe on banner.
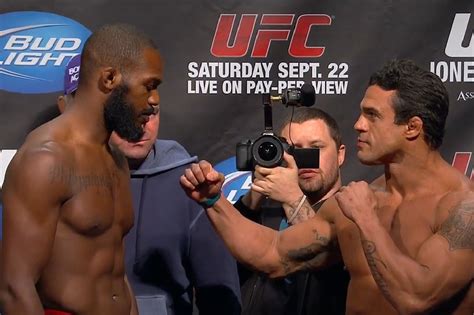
[451,152,472,178]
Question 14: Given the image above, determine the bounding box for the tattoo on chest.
[438,201,474,251]
[49,165,114,192]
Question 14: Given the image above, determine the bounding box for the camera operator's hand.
[252,152,304,205]
[180,160,224,204]
[241,188,266,211]
[240,166,269,210]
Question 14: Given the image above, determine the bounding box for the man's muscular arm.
[336,182,473,314]
[180,160,336,277]
[0,145,70,314]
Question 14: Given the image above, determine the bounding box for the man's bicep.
[437,198,474,251]
[2,149,68,280]
[416,200,473,300]
[276,214,336,275]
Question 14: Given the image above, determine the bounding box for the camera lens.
[258,142,278,161]
[252,135,284,168]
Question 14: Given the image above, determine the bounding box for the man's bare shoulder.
[16,113,79,163]
[434,172,474,251]
[437,168,474,208]
[16,123,74,164]
[1,141,75,216]
[5,135,74,192]
[24,113,73,145]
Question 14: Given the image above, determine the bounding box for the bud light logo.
[0,11,91,94]
[214,156,251,204]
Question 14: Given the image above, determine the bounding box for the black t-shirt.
[234,196,349,315]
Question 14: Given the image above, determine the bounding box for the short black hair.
[369,59,449,149]
[80,23,156,84]
[279,107,342,148]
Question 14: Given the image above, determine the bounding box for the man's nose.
[354,115,366,132]
[148,89,160,106]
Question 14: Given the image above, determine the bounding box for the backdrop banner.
[1,1,473,191]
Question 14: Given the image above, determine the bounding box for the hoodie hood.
[131,139,197,176]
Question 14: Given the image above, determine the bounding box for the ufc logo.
[452,152,474,180]
[445,13,474,57]
[210,14,331,58]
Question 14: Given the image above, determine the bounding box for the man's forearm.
[206,196,283,276]
[282,197,315,225]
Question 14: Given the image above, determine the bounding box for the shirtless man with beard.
[0,23,162,315]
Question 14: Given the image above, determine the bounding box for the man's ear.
[337,144,346,167]
[405,116,423,140]
[99,67,122,91]
[57,95,66,113]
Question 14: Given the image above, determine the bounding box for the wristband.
[200,193,221,208]
[287,195,307,224]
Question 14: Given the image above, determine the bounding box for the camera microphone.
[270,82,316,107]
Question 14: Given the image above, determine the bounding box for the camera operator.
[234,107,350,315]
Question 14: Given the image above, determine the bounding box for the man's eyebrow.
[149,78,162,85]
[362,105,382,117]
[291,139,324,146]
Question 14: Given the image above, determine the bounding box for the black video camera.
[236,83,319,171]
[236,136,321,171]
[236,134,290,170]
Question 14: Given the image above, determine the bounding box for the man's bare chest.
[53,159,134,237]
[336,194,440,273]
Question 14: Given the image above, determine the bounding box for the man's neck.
[127,146,155,170]
[383,148,446,196]
[65,93,110,145]
[306,179,342,207]
[128,158,146,171]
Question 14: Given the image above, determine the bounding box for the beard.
[299,176,325,198]
[299,167,339,201]
[104,84,144,142]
